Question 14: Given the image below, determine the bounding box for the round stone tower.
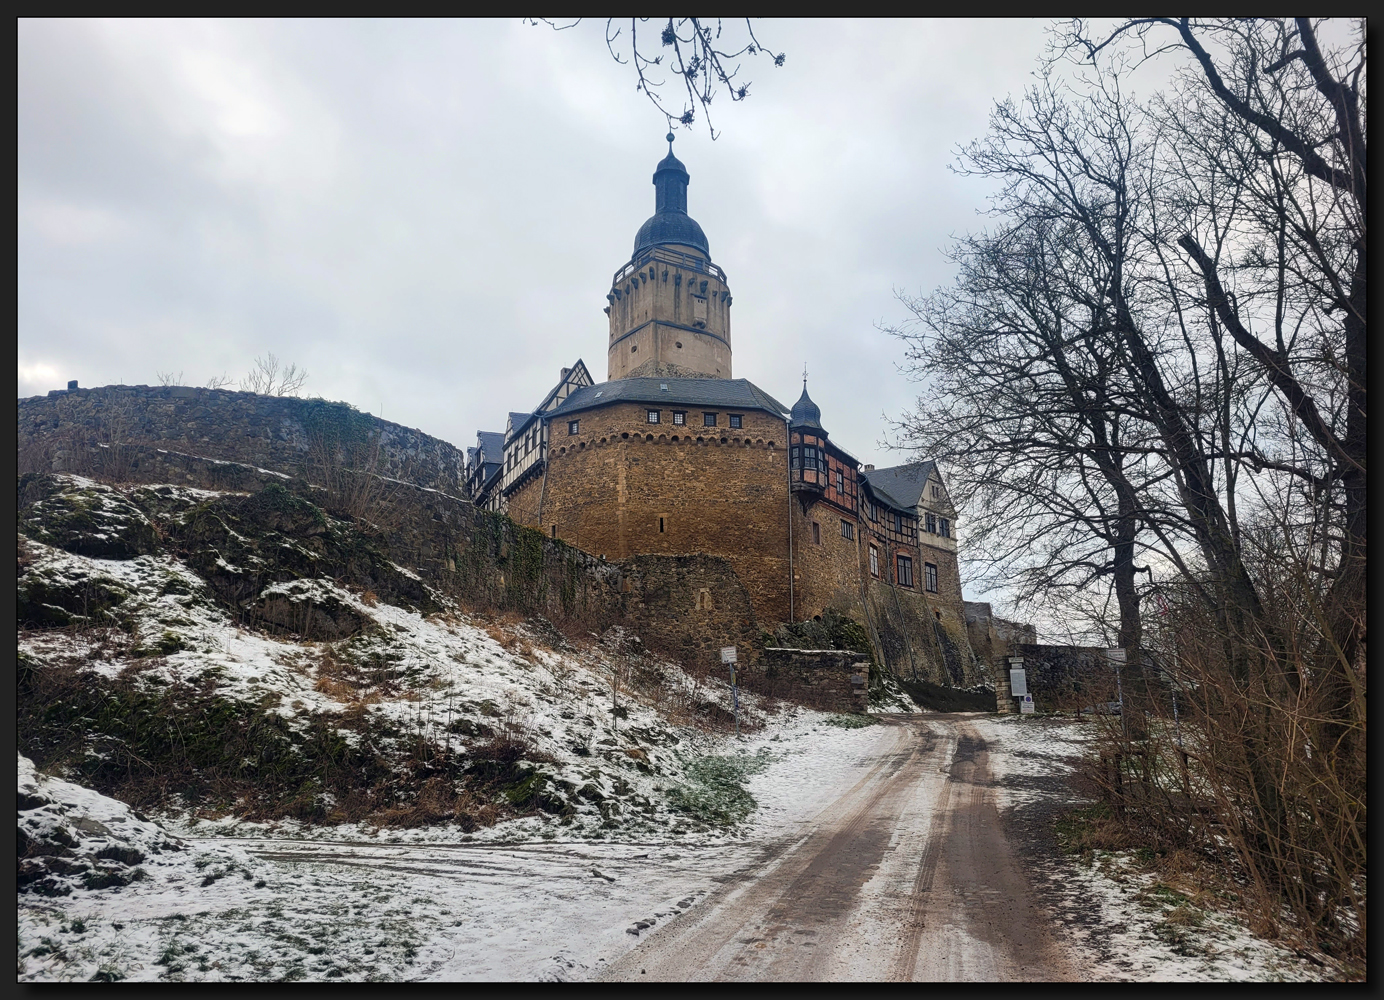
[606,135,733,381]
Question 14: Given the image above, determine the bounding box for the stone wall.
[537,401,791,626]
[790,498,866,620]
[1011,643,1119,711]
[607,251,732,380]
[749,648,870,714]
[17,385,469,498]
[14,447,767,681]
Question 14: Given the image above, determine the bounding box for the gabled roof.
[549,377,789,421]
[475,430,504,461]
[507,360,594,442]
[861,462,937,511]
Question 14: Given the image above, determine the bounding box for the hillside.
[17,472,787,841]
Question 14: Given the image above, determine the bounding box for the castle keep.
[469,138,980,685]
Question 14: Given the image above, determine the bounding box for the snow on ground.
[972,715,1326,982]
[18,715,894,982]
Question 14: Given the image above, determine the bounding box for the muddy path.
[596,715,1079,982]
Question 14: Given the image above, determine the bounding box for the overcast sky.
[20,18,1107,606]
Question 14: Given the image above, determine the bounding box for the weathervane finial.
[803,361,809,387]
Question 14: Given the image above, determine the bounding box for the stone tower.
[606,135,732,381]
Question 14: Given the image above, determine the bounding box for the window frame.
[567,420,580,436]
[896,554,914,588]
[840,519,854,540]
[703,412,718,427]
[812,521,821,545]
[925,512,936,534]
[729,414,742,429]
[647,409,661,424]
[925,561,939,593]
[869,544,879,578]
[939,517,950,538]
[672,411,686,426]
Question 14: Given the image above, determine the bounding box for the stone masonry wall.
[17,385,469,498]
[13,447,764,679]
[749,648,870,714]
[791,498,866,620]
[537,401,791,626]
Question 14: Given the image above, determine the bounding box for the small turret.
[789,374,828,497]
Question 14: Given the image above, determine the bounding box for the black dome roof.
[632,135,711,258]
[789,384,826,434]
[634,212,709,257]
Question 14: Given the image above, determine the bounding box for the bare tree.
[531,18,784,138]
[1062,16,1365,758]
[240,352,309,397]
[912,19,1367,955]
[155,370,184,387]
[205,373,233,390]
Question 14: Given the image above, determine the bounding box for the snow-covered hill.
[17,474,787,843]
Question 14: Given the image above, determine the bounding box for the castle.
[467,137,978,682]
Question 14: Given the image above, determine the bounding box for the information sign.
[1009,668,1028,697]
[720,646,737,664]
[1020,694,1035,714]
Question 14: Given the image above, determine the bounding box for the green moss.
[822,713,880,729]
[666,753,770,827]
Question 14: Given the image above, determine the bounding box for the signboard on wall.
[1009,668,1028,697]
[1020,694,1035,714]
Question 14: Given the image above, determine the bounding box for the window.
[841,520,854,540]
[704,412,717,427]
[729,414,742,429]
[672,411,686,426]
[897,555,914,588]
[925,562,939,593]
[551,525,557,538]
[835,470,844,494]
[939,517,950,538]
[869,503,878,522]
[925,512,936,534]
[894,512,903,534]
[812,521,821,545]
[932,484,941,499]
[792,445,823,473]
[869,545,879,577]
[647,410,660,424]
[659,517,665,533]
[567,420,579,436]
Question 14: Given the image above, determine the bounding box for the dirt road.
[597,715,1078,982]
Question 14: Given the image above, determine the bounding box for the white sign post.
[721,647,739,736]
[1008,655,1028,699]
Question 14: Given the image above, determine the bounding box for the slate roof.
[634,211,710,258]
[475,431,504,460]
[861,462,937,511]
[789,384,825,433]
[548,378,790,421]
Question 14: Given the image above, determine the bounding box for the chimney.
[67,380,78,390]
[864,463,875,472]
[560,367,571,379]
